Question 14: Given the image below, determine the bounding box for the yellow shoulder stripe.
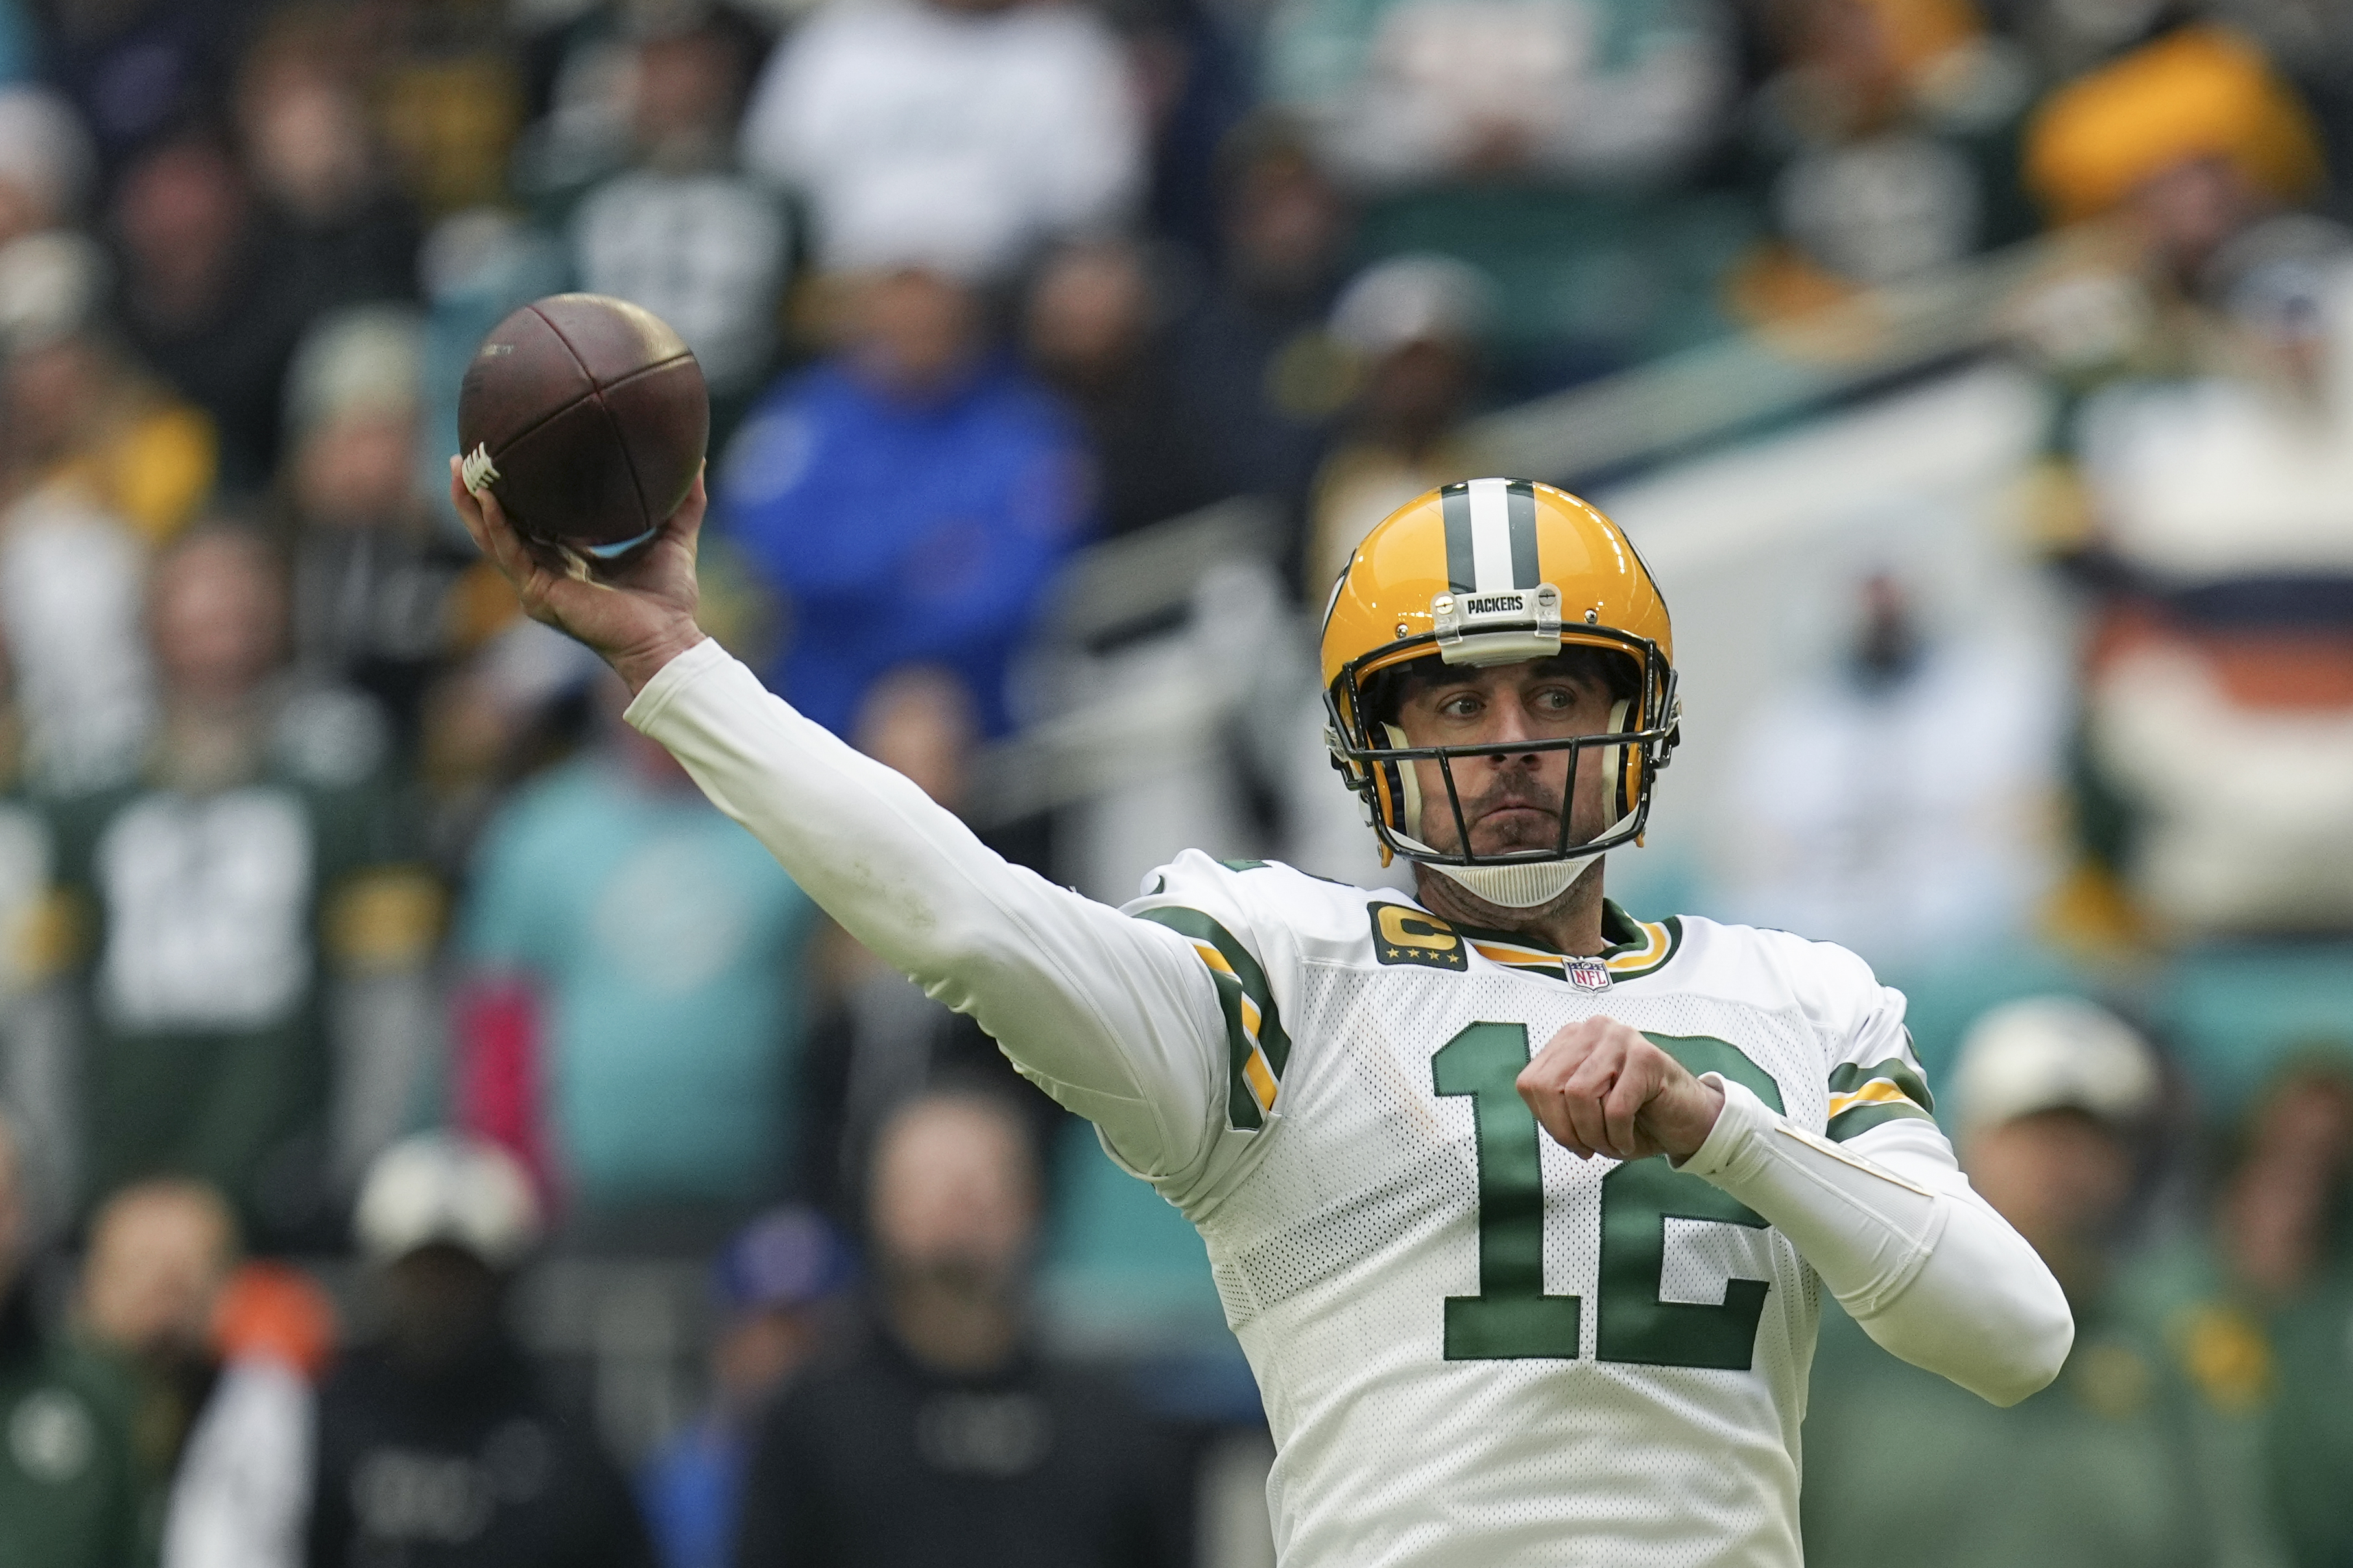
[1828,1078,1922,1119]
[1189,938,1277,1115]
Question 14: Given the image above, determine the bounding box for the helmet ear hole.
[1378,722,1422,839]
[1606,699,1634,820]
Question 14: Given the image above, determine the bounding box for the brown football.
[456,294,708,557]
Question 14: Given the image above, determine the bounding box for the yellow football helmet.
[1320,478,1679,906]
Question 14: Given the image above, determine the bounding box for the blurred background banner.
[1,0,2352,1563]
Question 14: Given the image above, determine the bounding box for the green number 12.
[1431,1022,1786,1368]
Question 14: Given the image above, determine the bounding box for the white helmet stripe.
[1466,477,1516,594]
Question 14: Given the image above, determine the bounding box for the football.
[455,293,708,558]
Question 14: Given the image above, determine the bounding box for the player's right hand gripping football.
[449,456,708,696]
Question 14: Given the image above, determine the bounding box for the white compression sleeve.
[1676,1075,2073,1406]
[624,639,1232,1183]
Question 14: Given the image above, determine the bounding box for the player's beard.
[1445,765,1577,858]
[1413,754,1610,916]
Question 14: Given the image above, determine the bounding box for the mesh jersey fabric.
[1123,854,1936,1568]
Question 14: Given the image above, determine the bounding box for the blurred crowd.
[0,0,2351,1562]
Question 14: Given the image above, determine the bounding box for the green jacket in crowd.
[1802,1292,2216,1568]
[2266,1265,2353,1568]
[44,691,430,1248]
[0,1284,142,1568]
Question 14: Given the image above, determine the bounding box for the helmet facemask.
[1324,632,1679,910]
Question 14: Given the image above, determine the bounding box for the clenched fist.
[1517,1017,1726,1163]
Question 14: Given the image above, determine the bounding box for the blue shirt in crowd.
[639,1416,745,1568]
[715,357,1092,739]
[460,754,819,1208]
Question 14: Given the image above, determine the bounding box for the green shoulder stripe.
[1824,1056,1937,1142]
[1134,905,1289,1130]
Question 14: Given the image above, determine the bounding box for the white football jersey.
[1121,852,1939,1568]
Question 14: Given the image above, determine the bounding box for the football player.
[453,464,2071,1567]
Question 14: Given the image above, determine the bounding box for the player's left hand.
[1518,1018,1726,1163]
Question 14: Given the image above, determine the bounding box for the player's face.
[1393,661,1617,858]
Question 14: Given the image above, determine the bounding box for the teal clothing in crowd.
[461,754,820,1209]
[0,0,32,80]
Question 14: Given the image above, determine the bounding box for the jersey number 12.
[1432,1023,1784,1369]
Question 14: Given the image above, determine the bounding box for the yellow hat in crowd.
[2024,26,2325,221]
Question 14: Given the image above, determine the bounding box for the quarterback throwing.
[455,464,2070,1567]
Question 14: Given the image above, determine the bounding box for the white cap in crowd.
[0,230,108,358]
[354,1132,543,1270]
[1329,252,1494,359]
[1948,995,2161,1139]
[282,303,426,438]
[0,86,97,230]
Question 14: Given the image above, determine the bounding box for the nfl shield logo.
[1566,958,1612,992]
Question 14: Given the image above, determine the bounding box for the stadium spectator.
[2060,243,2353,935]
[0,85,97,248]
[453,674,820,1219]
[1124,0,1256,257]
[1730,0,2035,324]
[734,1090,1187,1568]
[737,0,1141,280]
[2024,25,2324,298]
[111,131,315,494]
[71,1176,333,1568]
[1264,0,1744,368]
[1170,118,1354,532]
[715,265,1092,739]
[46,525,437,1246]
[638,1207,854,1568]
[0,1107,145,1568]
[76,1178,237,1500]
[279,305,479,750]
[366,6,530,222]
[41,0,234,183]
[2111,1056,2353,1568]
[0,229,182,790]
[1711,571,2064,973]
[1024,235,1223,538]
[2008,27,2353,941]
[1265,0,1727,190]
[1,226,215,545]
[1803,997,2213,1568]
[564,9,790,427]
[231,12,420,314]
[1301,253,1494,595]
[2003,25,2328,434]
[308,1132,656,1568]
[2255,1062,2353,1567]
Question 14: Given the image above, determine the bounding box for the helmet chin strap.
[1378,702,1632,911]
[1422,849,1604,910]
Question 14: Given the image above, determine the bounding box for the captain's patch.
[1370,903,1466,970]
